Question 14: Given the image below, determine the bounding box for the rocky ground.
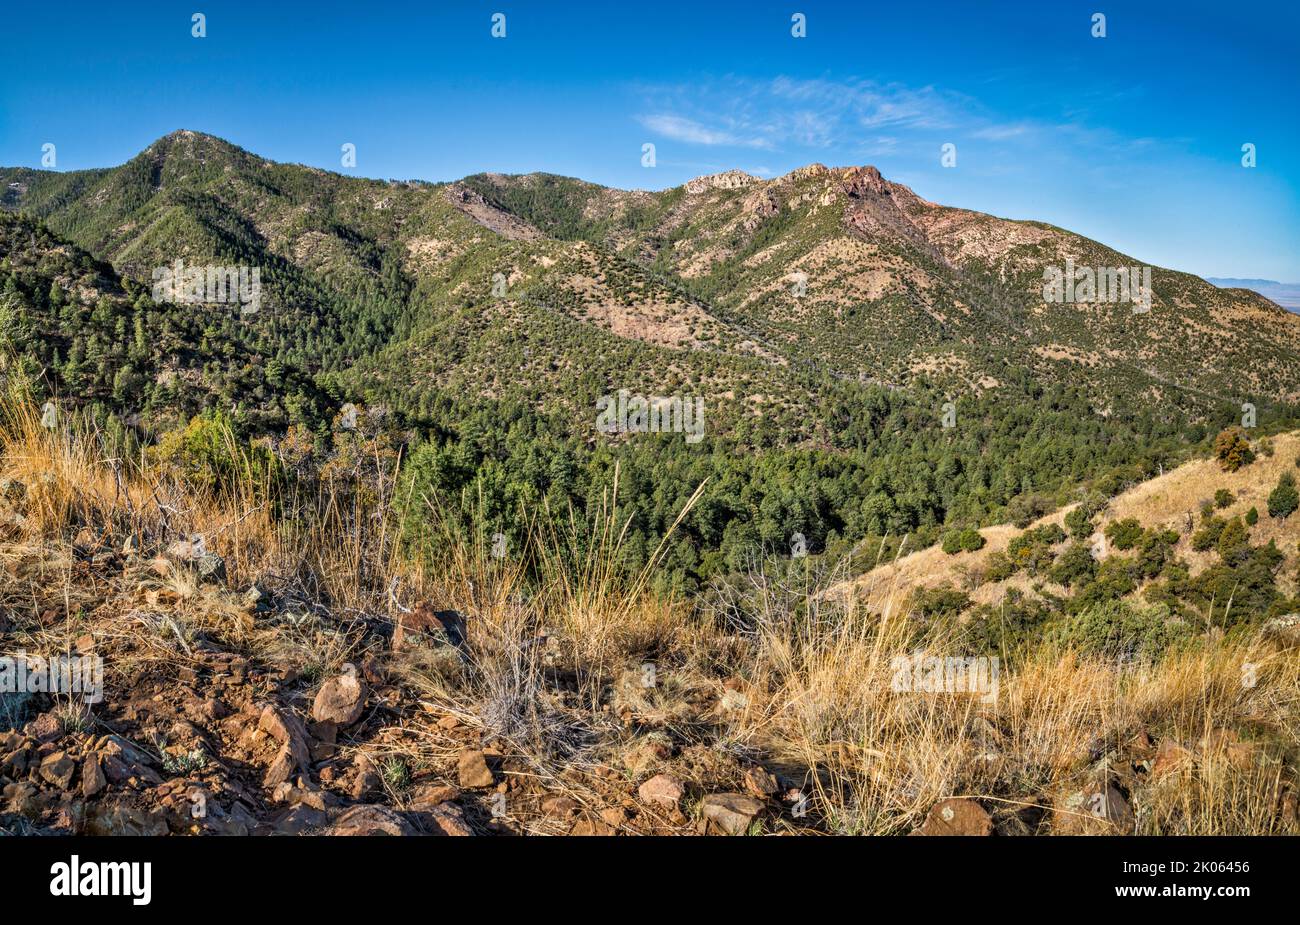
[0,520,801,836]
[2,460,1297,837]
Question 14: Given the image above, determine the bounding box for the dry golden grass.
[735,563,1299,834]
[2,389,1297,836]
[837,431,1300,613]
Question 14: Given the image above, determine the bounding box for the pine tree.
[1267,472,1298,519]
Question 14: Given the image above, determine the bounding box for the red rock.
[350,763,381,801]
[258,703,311,782]
[700,793,763,835]
[408,781,459,810]
[1199,729,1255,769]
[95,736,162,786]
[264,744,298,789]
[81,755,106,798]
[743,766,778,798]
[39,751,77,789]
[26,712,61,743]
[542,794,579,818]
[457,749,494,789]
[913,798,993,836]
[393,603,466,651]
[569,817,616,836]
[309,721,338,762]
[1152,739,1193,777]
[359,655,386,685]
[1086,784,1135,834]
[311,666,367,726]
[1,741,31,777]
[637,773,684,808]
[3,781,40,817]
[86,800,168,836]
[423,803,473,836]
[268,804,328,835]
[1279,789,1299,830]
[327,804,415,836]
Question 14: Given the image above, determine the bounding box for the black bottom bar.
[0,835,1280,910]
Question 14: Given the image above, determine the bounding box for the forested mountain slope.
[3,131,1298,589]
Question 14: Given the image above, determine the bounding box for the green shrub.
[1007,523,1066,575]
[1050,541,1097,588]
[1064,506,1094,539]
[1245,507,1259,526]
[1064,493,1107,538]
[1142,561,1192,617]
[1008,493,1055,529]
[1070,558,1138,611]
[910,585,973,622]
[147,409,276,494]
[1191,516,1228,551]
[1213,488,1234,509]
[960,589,1055,656]
[1133,528,1180,580]
[1267,472,1299,519]
[1104,518,1145,551]
[941,527,986,555]
[1189,540,1284,625]
[1216,518,1250,565]
[982,551,1016,582]
[1050,600,1192,660]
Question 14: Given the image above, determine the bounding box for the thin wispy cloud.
[970,123,1030,141]
[633,74,1182,177]
[635,76,1009,154]
[637,114,771,149]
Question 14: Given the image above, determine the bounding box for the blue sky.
[2,0,1297,279]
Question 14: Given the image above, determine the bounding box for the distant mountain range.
[1206,278,1300,311]
[2,130,1297,441]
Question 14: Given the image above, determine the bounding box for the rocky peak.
[685,170,759,194]
[787,163,831,182]
[838,165,891,199]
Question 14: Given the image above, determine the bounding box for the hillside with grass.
[5,132,1300,597]
[1,389,1297,836]
[2,132,1299,837]
[838,428,1300,653]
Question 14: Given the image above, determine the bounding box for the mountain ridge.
[4,129,1300,596]
[3,130,1298,441]
[1206,277,1300,311]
